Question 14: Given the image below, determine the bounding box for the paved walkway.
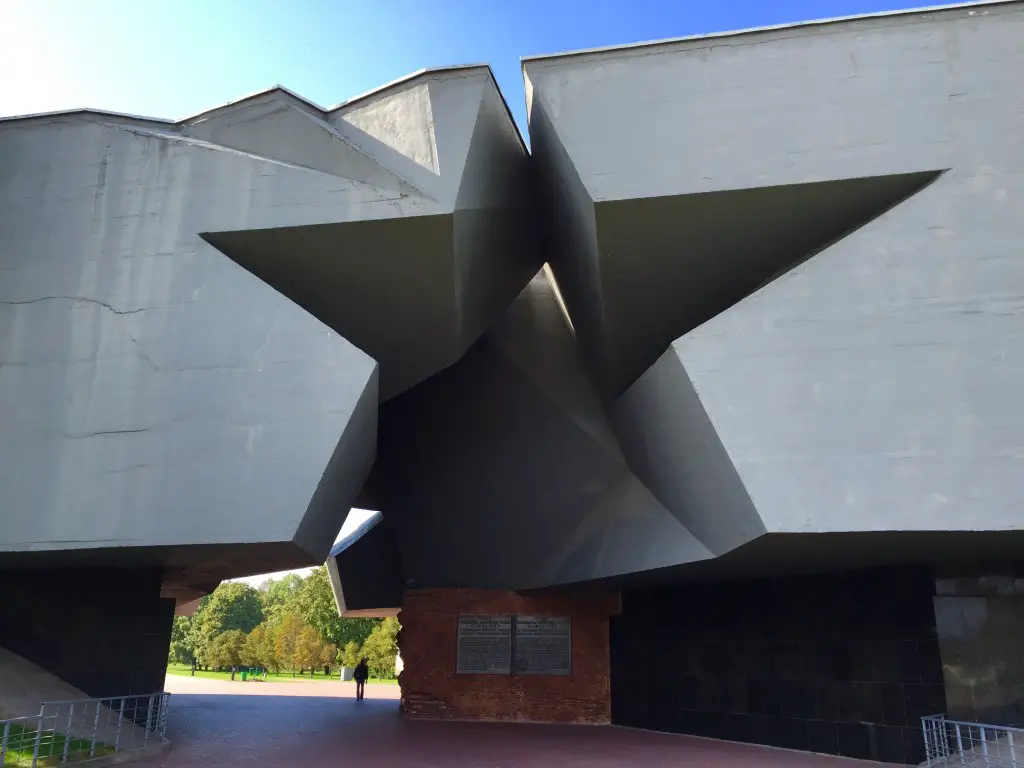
[144,676,885,767]
[164,673,400,699]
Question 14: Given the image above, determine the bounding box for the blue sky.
[3,0,944,137]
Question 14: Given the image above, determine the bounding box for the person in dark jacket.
[353,658,369,701]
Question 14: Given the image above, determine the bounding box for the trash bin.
[241,670,247,682]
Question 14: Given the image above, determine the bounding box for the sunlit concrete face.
[0,66,537,601]
[2,1,1023,626]
[523,0,1024,575]
[0,115,379,576]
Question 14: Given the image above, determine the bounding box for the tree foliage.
[167,616,196,665]
[361,617,400,679]
[206,629,245,670]
[189,583,262,667]
[259,573,304,626]
[273,612,304,673]
[167,569,394,679]
[294,626,327,677]
[202,582,264,634]
[292,566,380,649]
[340,640,361,669]
[241,623,277,671]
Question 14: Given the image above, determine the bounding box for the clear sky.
[3,0,942,138]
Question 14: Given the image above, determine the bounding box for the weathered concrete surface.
[0,65,536,597]
[363,271,710,590]
[203,68,539,399]
[0,116,378,577]
[527,2,1024,554]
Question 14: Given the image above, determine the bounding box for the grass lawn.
[166,663,397,685]
[1,722,114,766]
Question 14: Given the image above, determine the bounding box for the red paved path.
[143,675,886,767]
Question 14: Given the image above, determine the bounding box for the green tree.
[340,640,361,669]
[207,630,246,677]
[259,573,303,626]
[186,595,213,668]
[167,616,196,665]
[293,566,380,649]
[361,617,400,679]
[320,642,338,674]
[203,582,264,634]
[274,612,304,675]
[294,625,326,677]
[192,582,264,667]
[241,623,277,671]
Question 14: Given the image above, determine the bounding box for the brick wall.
[399,588,616,724]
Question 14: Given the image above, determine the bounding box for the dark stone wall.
[0,566,175,698]
[934,565,1024,727]
[610,565,945,765]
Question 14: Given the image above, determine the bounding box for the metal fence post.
[980,725,989,765]
[955,722,965,765]
[90,701,101,758]
[114,697,126,753]
[1,720,10,764]
[1010,730,1017,767]
[144,694,155,748]
[160,693,171,740]
[61,703,75,763]
[31,705,44,768]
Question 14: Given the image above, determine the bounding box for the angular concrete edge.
[327,511,404,617]
[292,366,380,562]
[613,346,767,557]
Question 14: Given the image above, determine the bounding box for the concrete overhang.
[520,0,1016,67]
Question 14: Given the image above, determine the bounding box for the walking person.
[353,657,369,701]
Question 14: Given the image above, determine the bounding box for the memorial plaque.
[456,615,512,674]
[513,615,571,675]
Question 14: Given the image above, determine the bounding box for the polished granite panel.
[610,566,943,764]
[0,566,175,700]
[935,587,1024,726]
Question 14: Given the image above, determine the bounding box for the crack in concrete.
[0,296,148,314]
[63,428,150,438]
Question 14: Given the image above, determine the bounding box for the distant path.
[164,674,400,699]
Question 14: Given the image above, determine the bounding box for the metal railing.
[923,714,1024,767]
[0,692,169,766]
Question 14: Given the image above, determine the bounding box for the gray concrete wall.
[524,3,1020,202]
[186,95,419,193]
[0,116,378,561]
[0,65,539,601]
[335,81,439,173]
[524,79,607,390]
[199,69,536,401]
[454,81,542,352]
[527,2,1024,540]
[372,273,710,590]
[613,349,766,556]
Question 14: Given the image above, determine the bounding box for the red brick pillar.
[398,588,617,724]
